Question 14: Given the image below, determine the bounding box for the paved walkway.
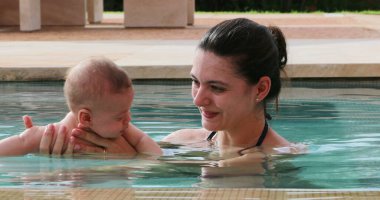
[1,13,380,81]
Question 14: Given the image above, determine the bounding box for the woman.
[162,18,290,156]
[34,18,292,156]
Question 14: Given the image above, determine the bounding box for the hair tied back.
[268,26,287,70]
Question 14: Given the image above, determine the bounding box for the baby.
[0,57,162,156]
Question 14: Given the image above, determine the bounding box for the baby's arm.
[122,123,162,156]
[0,125,47,156]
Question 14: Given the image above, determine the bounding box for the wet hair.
[64,57,132,112]
[198,18,287,102]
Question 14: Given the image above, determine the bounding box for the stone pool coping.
[0,188,379,199]
[1,39,380,81]
[2,13,380,81]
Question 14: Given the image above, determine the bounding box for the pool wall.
[1,39,380,81]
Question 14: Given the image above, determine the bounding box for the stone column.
[124,0,187,27]
[41,0,86,25]
[19,0,41,31]
[0,0,20,25]
[187,0,195,25]
[87,0,103,24]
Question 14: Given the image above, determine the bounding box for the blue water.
[0,81,380,189]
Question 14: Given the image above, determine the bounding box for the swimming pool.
[0,80,379,189]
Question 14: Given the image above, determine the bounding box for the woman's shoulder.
[162,128,210,144]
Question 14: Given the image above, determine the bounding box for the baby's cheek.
[96,130,109,138]
[106,125,124,138]
[91,125,109,138]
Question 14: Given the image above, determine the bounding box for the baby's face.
[89,89,134,139]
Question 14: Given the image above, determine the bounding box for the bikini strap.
[207,120,268,148]
[238,120,269,156]
[207,131,217,142]
[255,120,268,146]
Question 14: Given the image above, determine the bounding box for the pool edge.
[1,63,380,81]
[0,188,379,199]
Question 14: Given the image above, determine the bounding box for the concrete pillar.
[41,0,86,25]
[124,0,187,27]
[187,0,195,25]
[0,0,20,25]
[19,0,41,31]
[87,0,103,24]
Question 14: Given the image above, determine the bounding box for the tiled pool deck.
[0,188,380,200]
[1,13,380,199]
[1,13,380,81]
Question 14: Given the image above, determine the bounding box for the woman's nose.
[193,87,210,107]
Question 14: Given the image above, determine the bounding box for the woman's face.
[191,50,259,132]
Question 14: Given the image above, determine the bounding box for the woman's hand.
[39,124,74,155]
[70,125,137,155]
[23,115,73,155]
[38,125,138,156]
[24,115,137,156]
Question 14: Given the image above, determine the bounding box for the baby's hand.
[23,115,34,129]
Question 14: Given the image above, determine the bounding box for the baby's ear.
[78,109,92,128]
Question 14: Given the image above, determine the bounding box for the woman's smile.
[201,109,219,119]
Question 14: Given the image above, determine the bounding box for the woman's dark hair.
[198,18,287,102]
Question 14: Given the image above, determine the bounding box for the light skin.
[36,50,291,185]
[27,19,297,183]
[43,50,289,159]
[161,49,291,179]
[64,87,161,156]
[80,88,134,140]
[0,88,162,156]
[0,59,162,157]
[162,49,290,152]
[25,50,296,189]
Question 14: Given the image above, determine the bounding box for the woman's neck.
[217,116,267,148]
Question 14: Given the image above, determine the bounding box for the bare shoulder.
[162,128,209,144]
[266,128,291,147]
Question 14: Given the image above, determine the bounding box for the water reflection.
[0,145,316,189]
[0,154,158,189]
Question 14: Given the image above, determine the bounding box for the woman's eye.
[211,85,225,93]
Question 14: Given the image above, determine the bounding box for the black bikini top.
[206,120,269,155]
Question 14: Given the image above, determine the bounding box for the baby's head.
[64,57,134,138]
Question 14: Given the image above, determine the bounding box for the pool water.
[0,81,380,189]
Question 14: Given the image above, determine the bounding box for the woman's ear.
[78,109,92,128]
[255,76,271,103]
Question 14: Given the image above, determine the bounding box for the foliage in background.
[104,1,123,11]
[104,0,380,12]
[195,0,380,12]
